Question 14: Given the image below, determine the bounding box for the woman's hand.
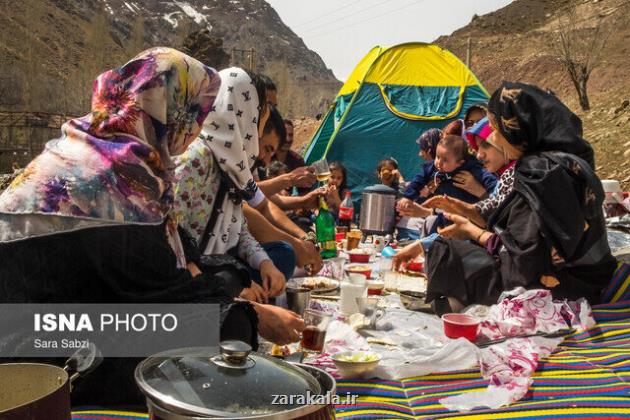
[424,195,468,215]
[453,171,486,198]
[239,281,268,303]
[259,260,286,297]
[437,212,481,240]
[187,262,202,277]
[392,241,423,271]
[253,303,306,345]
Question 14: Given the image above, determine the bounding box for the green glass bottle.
[316,196,337,259]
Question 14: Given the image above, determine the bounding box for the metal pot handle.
[64,343,103,385]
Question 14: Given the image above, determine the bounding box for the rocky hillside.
[0,0,340,119]
[435,0,630,188]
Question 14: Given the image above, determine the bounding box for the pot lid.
[363,184,397,195]
[135,342,321,417]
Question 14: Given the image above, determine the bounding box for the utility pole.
[249,48,255,70]
[466,37,471,69]
[230,48,257,70]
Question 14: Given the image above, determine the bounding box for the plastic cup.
[442,313,480,342]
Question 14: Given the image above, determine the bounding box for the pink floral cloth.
[440,288,595,412]
[477,288,595,340]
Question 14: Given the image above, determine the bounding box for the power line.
[300,0,397,35]
[307,0,426,39]
[294,0,365,29]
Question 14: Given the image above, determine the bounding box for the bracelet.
[475,230,487,244]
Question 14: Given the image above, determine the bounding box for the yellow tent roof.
[336,43,488,97]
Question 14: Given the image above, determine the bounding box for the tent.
[303,42,489,197]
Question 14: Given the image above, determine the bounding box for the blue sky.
[266,0,514,80]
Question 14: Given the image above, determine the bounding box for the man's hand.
[398,201,431,218]
[452,171,486,198]
[259,260,286,297]
[302,187,325,209]
[295,240,323,275]
[254,303,305,345]
[289,166,316,188]
[239,281,268,303]
[392,241,423,271]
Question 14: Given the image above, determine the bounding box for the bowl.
[347,248,372,263]
[345,264,372,279]
[399,290,431,312]
[366,280,384,295]
[442,313,480,342]
[331,351,381,379]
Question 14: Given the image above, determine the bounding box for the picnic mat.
[71,301,630,420]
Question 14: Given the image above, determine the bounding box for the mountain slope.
[435,0,630,187]
[0,0,341,118]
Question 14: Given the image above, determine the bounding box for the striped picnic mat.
[71,300,630,420]
[335,301,630,419]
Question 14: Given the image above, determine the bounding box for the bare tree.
[552,6,612,111]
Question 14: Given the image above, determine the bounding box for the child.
[395,128,441,240]
[376,157,405,192]
[398,135,497,223]
[324,161,350,216]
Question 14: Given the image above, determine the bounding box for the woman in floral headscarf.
[394,82,617,314]
[0,48,286,406]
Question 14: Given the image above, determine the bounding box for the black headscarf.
[488,82,594,168]
[487,82,606,262]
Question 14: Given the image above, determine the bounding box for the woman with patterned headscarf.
[173,67,291,303]
[394,82,616,314]
[0,49,289,406]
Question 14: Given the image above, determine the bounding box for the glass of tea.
[346,229,362,251]
[300,309,332,352]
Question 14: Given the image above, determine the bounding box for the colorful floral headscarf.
[0,47,220,250]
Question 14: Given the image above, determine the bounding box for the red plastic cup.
[335,232,346,242]
[348,252,370,263]
[442,313,480,342]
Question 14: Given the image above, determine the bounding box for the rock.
[624,141,630,147]
[624,149,630,158]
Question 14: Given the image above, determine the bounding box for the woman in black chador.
[394,82,617,313]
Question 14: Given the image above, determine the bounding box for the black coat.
[0,223,257,407]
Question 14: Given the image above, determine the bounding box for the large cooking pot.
[135,341,336,419]
[0,345,102,420]
[360,184,397,235]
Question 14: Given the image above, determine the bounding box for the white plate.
[288,277,340,294]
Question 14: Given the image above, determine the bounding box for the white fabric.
[246,188,266,208]
[199,67,260,255]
